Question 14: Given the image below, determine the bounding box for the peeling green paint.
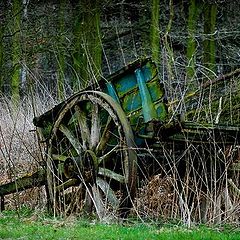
[135,68,157,122]
[107,58,167,125]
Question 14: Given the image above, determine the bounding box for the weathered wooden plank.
[0,169,46,196]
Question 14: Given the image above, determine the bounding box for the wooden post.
[0,195,4,211]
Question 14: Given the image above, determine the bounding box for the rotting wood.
[0,169,46,196]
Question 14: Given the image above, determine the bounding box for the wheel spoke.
[83,189,93,213]
[55,179,79,192]
[90,104,100,150]
[96,177,120,209]
[91,184,105,219]
[52,154,68,161]
[96,117,114,155]
[74,105,90,150]
[59,124,82,155]
[98,167,125,183]
[98,144,121,164]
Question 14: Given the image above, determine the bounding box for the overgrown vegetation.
[0,82,239,226]
[0,0,239,229]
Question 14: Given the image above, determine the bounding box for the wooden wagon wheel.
[46,91,137,218]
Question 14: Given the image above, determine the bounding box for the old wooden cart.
[0,58,240,217]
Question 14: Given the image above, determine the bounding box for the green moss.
[203,3,217,77]
[186,0,198,82]
[56,0,67,101]
[150,0,160,63]
[0,19,3,92]
[72,0,102,91]
[11,0,22,103]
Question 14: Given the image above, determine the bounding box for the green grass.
[0,211,239,240]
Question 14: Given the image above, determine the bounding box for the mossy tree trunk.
[72,0,102,91]
[163,0,174,82]
[11,0,22,103]
[203,3,217,80]
[186,0,197,82]
[0,11,4,93]
[139,0,150,56]
[56,0,67,100]
[150,0,160,63]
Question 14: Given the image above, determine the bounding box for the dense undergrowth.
[0,91,239,226]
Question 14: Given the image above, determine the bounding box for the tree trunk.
[186,0,197,83]
[11,0,22,103]
[72,0,102,91]
[203,3,217,80]
[0,10,3,93]
[163,0,174,82]
[56,0,67,100]
[150,0,160,63]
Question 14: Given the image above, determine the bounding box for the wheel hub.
[63,150,98,184]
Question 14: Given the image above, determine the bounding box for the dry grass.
[0,95,57,210]
[134,174,179,220]
[132,142,240,226]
